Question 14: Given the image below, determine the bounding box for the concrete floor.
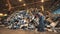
[0,28,58,34]
[0,26,59,34]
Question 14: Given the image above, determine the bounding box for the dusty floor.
[0,28,58,34]
[0,26,59,34]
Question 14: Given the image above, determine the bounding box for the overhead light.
[19,0,22,2]
[0,13,3,16]
[23,4,26,6]
[4,14,7,16]
[41,0,44,3]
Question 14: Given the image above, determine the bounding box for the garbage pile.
[7,10,39,30]
[5,8,60,32]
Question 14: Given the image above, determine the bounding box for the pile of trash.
[7,10,38,30]
[5,9,60,32]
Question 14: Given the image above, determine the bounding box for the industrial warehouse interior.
[0,0,60,34]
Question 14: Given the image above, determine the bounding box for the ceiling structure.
[0,0,60,15]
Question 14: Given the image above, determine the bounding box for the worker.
[37,13,45,32]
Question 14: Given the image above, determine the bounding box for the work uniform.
[37,15,45,32]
